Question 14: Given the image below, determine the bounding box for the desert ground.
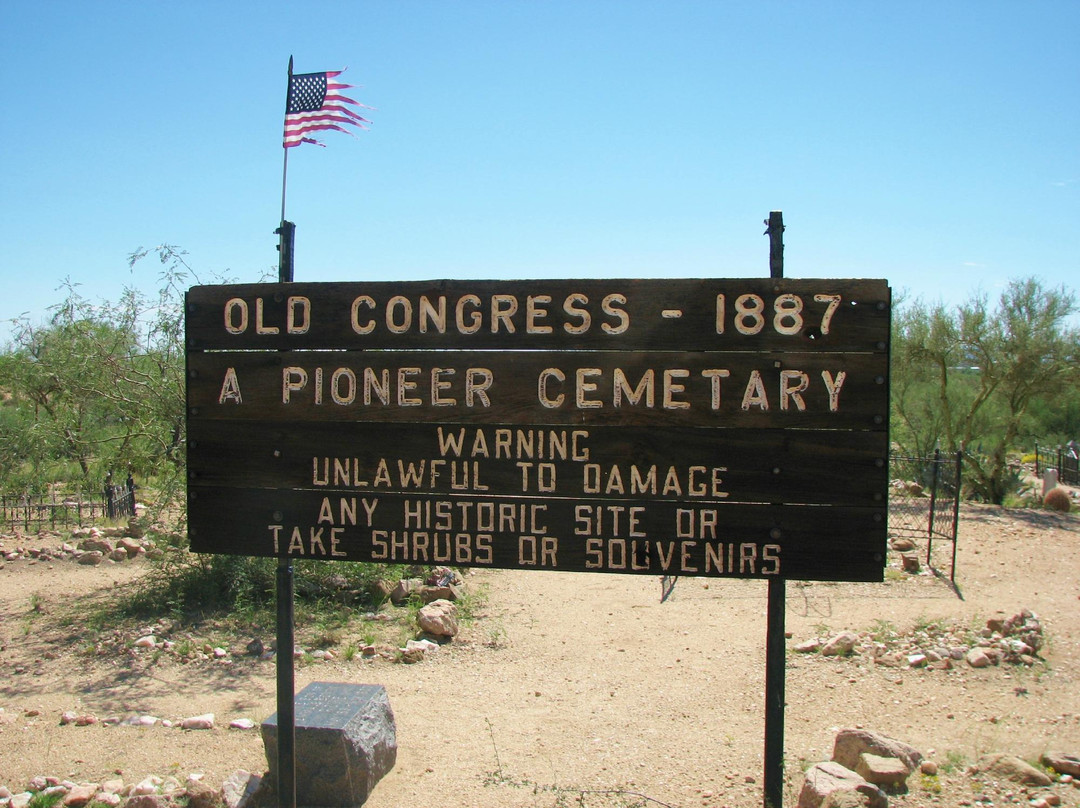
[2,501,1079,807]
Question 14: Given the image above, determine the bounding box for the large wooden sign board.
[186,278,890,582]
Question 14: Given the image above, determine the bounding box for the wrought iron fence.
[1034,442,1080,486]
[888,449,962,580]
[0,493,106,531]
[1,477,137,532]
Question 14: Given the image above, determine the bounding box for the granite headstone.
[262,682,397,807]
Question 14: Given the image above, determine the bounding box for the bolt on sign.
[185,278,890,582]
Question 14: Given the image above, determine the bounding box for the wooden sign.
[186,278,890,581]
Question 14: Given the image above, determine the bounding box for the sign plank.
[187,421,887,507]
[187,487,886,582]
[188,350,887,429]
[186,278,890,353]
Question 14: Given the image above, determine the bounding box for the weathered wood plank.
[187,349,888,429]
[187,486,886,582]
[187,421,887,507]
[186,278,890,353]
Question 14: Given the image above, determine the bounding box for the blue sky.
[2,2,1077,335]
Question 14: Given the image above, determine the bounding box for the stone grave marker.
[262,682,397,806]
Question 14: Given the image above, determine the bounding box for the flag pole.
[275,54,297,808]
[276,56,296,282]
[281,55,292,223]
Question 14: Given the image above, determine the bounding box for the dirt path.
[2,504,1079,807]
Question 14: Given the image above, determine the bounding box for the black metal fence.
[888,449,962,580]
[1034,442,1080,486]
[1,476,137,532]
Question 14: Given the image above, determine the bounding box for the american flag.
[283,69,371,148]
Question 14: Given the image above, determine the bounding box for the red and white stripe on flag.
[283,69,371,148]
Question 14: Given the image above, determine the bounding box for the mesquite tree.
[0,246,201,493]
[892,278,1079,503]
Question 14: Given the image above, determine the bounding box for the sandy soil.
[1,502,1079,807]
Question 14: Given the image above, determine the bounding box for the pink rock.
[181,713,215,730]
[417,599,459,637]
[63,784,99,807]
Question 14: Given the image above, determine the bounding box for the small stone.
[221,770,260,808]
[63,784,99,807]
[78,537,113,553]
[856,752,911,787]
[799,761,887,808]
[185,781,219,808]
[123,715,160,727]
[821,632,859,657]
[417,599,459,637]
[134,636,157,649]
[230,718,256,730]
[966,648,992,668]
[131,777,161,796]
[389,577,423,605]
[77,551,104,566]
[1042,751,1080,777]
[794,639,822,653]
[920,760,939,776]
[419,583,462,603]
[833,728,923,773]
[125,796,169,808]
[973,752,1052,786]
[181,713,215,730]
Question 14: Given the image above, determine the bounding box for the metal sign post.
[764,210,786,808]
[275,224,296,808]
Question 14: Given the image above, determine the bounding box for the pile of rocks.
[386,565,465,605]
[1,523,158,566]
[0,769,262,808]
[793,609,1045,672]
[48,710,255,731]
[380,566,464,664]
[798,728,1080,807]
